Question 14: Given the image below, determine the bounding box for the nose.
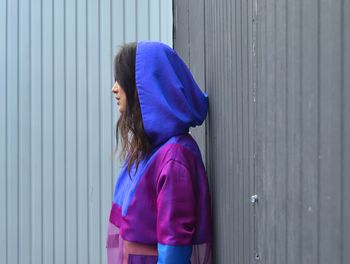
[112,83,118,94]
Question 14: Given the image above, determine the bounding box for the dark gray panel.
[256,0,349,263]
[173,0,207,164]
[318,0,343,263]
[175,0,255,262]
[343,2,350,263]
[285,1,302,263]
[174,0,350,263]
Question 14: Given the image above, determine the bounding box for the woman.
[107,41,212,264]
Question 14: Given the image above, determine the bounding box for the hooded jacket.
[106,41,212,264]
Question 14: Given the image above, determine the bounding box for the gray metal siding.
[173,0,207,164]
[255,1,350,263]
[174,0,255,262]
[0,1,172,263]
[174,0,350,263]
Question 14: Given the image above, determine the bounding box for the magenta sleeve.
[156,159,196,246]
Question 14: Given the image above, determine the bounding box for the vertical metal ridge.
[29,0,33,263]
[110,0,114,204]
[187,0,189,68]
[135,0,138,40]
[52,0,56,262]
[5,0,8,262]
[76,1,80,262]
[122,0,125,43]
[63,0,67,262]
[75,0,79,262]
[85,0,90,262]
[51,0,55,262]
[316,0,321,262]
[285,1,289,263]
[203,0,209,177]
[40,0,43,263]
[228,0,233,260]
[148,0,150,39]
[298,0,303,262]
[159,0,162,40]
[239,0,245,260]
[340,0,345,262]
[273,1,277,263]
[251,0,258,260]
[264,0,268,260]
[233,0,238,260]
[16,0,20,262]
[98,1,102,263]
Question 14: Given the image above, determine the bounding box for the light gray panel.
[1,1,173,263]
[100,1,113,264]
[18,0,31,263]
[53,0,66,263]
[125,0,136,42]
[137,0,150,40]
[30,0,43,262]
[150,0,160,40]
[42,0,54,263]
[160,0,172,43]
[76,0,89,262]
[111,0,124,190]
[87,0,101,263]
[0,0,7,262]
[66,0,78,263]
[7,0,19,262]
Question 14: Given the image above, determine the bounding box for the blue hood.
[135,41,208,147]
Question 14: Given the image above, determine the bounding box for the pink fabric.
[106,222,212,264]
[106,222,123,264]
[190,243,212,264]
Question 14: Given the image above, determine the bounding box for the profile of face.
[112,81,127,113]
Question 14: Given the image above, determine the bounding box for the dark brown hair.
[113,42,152,176]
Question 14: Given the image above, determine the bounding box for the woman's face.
[112,81,127,113]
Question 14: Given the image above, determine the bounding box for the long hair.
[113,42,152,176]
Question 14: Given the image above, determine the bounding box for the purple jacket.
[106,41,212,264]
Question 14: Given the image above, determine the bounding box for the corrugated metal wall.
[255,1,350,263]
[174,0,350,263]
[172,0,207,163]
[174,0,254,262]
[0,1,172,264]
